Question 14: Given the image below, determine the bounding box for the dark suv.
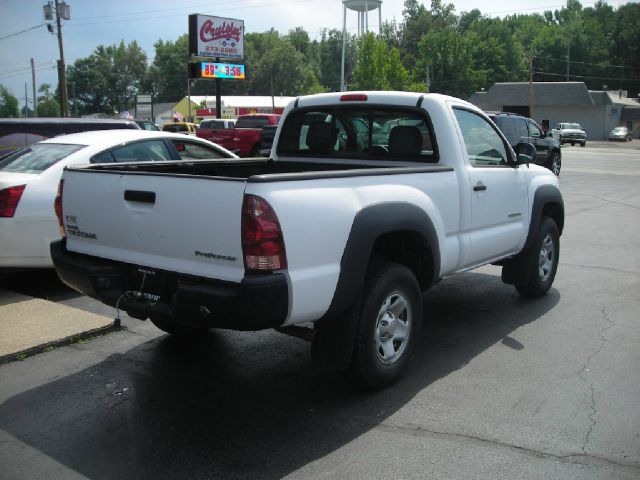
[489,112,562,176]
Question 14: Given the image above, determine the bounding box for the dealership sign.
[189,14,244,60]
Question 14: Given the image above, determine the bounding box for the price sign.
[201,62,245,80]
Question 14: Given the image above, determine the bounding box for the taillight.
[0,184,26,218]
[54,180,65,238]
[241,194,287,272]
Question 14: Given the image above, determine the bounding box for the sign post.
[136,93,152,120]
[189,14,245,120]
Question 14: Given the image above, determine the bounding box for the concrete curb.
[0,320,122,365]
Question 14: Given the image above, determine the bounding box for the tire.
[515,217,560,298]
[350,261,422,388]
[549,151,561,176]
[150,316,210,337]
[250,145,260,157]
[580,142,586,147]
[570,142,575,146]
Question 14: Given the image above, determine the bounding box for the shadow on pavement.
[0,269,83,302]
[0,271,559,479]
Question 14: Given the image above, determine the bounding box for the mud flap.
[311,288,362,372]
[501,247,536,286]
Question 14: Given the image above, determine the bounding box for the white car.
[0,130,237,269]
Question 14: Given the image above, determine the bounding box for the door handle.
[124,190,156,204]
[473,182,487,192]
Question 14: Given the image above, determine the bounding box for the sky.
[0,0,629,109]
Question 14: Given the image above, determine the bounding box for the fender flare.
[523,184,564,251]
[502,184,564,286]
[312,202,441,371]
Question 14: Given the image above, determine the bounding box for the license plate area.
[132,268,170,302]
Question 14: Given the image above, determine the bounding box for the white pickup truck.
[51,92,564,387]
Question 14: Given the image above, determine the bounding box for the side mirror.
[516,142,536,165]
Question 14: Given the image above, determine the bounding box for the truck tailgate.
[61,170,246,282]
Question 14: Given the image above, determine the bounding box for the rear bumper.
[50,240,289,331]
[0,217,58,268]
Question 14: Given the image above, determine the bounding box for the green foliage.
[147,35,189,102]
[67,41,147,115]
[37,98,60,117]
[251,40,323,95]
[0,84,19,117]
[352,33,409,91]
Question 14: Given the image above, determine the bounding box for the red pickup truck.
[208,114,280,157]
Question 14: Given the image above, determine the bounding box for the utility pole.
[270,73,275,113]
[24,83,29,117]
[187,75,191,122]
[565,42,570,82]
[528,52,534,118]
[31,58,37,117]
[340,3,347,92]
[426,63,431,93]
[44,1,70,117]
[72,81,77,117]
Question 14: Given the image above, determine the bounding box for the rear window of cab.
[276,106,437,162]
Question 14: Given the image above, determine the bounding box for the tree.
[385,47,410,90]
[417,29,485,98]
[37,84,59,117]
[251,40,323,96]
[147,35,190,102]
[67,41,148,115]
[111,41,148,112]
[352,33,388,90]
[0,85,19,117]
[316,28,356,91]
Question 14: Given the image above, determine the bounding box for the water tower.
[341,0,383,91]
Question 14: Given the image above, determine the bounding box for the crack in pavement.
[560,262,640,276]
[565,192,640,214]
[577,307,616,456]
[352,417,640,472]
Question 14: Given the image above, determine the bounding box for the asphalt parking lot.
[0,141,639,479]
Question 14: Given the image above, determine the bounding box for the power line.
[69,0,317,27]
[0,65,57,80]
[0,24,43,41]
[534,70,640,82]
[535,55,640,71]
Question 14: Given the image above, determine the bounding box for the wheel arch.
[524,184,564,251]
[311,202,440,371]
[502,184,564,287]
[324,202,440,319]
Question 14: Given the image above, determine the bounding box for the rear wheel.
[580,141,586,147]
[350,261,422,388]
[516,217,560,298]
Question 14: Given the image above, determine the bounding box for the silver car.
[608,126,632,141]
